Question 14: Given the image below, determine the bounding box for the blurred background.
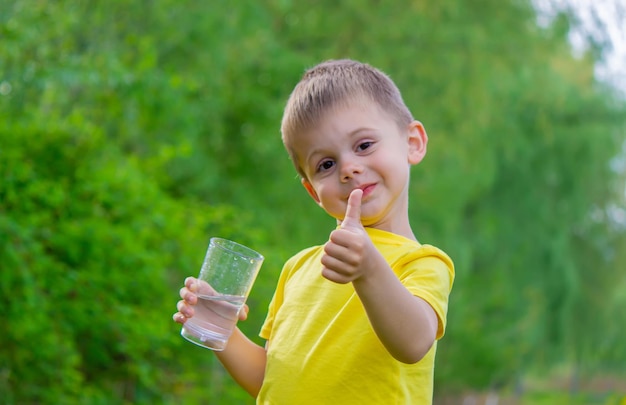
[1,0,625,404]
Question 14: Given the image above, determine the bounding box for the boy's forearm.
[214,328,267,397]
[352,256,438,364]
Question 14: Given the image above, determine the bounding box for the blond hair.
[281,59,414,178]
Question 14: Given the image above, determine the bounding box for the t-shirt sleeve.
[398,245,455,339]
[259,271,285,341]
[259,247,317,340]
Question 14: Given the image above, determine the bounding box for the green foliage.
[1,0,625,403]
[0,116,262,403]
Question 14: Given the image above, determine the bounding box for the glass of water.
[181,237,264,351]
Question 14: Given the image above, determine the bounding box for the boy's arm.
[321,190,438,364]
[350,257,437,363]
[214,329,267,397]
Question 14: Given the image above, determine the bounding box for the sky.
[532,0,626,96]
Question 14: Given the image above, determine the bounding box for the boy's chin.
[332,215,377,228]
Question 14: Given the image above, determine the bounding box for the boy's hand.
[173,277,249,323]
[321,189,378,284]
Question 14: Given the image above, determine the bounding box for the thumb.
[340,189,363,229]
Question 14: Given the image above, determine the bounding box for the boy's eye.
[357,141,373,151]
[318,160,335,172]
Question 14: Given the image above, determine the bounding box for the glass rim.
[209,237,264,261]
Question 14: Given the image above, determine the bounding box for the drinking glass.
[181,238,264,351]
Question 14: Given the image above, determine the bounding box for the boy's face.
[292,101,427,229]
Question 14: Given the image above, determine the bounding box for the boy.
[174,59,454,404]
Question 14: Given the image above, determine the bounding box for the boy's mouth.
[357,183,376,199]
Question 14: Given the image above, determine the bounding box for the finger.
[177,299,195,318]
[185,277,197,291]
[179,287,198,304]
[323,239,357,264]
[321,251,357,274]
[173,312,186,324]
[196,279,216,296]
[238,304,249,321]
[321,266,353,284]
[340,188,363,229]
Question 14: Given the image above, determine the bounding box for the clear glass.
[181,238,264,351]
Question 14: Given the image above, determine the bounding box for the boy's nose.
[340,159,363,182]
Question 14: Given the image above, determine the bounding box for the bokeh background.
[1,1,625,404]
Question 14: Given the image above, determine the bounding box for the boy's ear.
[301,178,321,204]
[407,120,428,165]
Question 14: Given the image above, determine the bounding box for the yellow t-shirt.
[258,228,454,405]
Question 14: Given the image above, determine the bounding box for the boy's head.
[281,59,414,178]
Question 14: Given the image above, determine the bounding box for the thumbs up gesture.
[321,189,377,284]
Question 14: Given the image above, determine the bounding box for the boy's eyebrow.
[348,126,376,137]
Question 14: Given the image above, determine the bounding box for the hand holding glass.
[181,238,264,351]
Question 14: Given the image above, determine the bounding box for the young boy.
[174,59,454,404]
